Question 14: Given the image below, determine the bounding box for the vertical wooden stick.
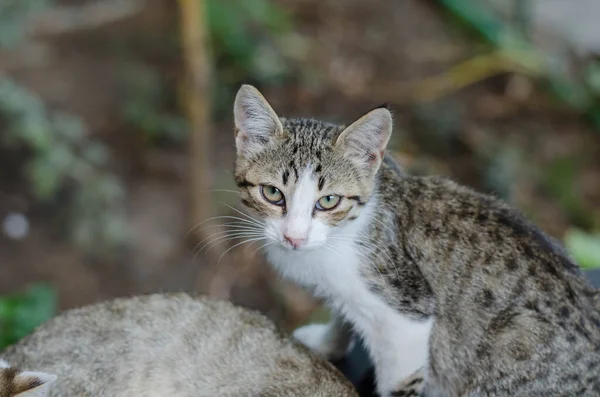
[178,0,234,297]
[178,0,215,243]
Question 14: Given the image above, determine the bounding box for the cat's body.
[232,85,600,396]
[1,293,357,397]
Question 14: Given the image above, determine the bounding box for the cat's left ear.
[233,84,284,157]
[335,105,392,170]
[13,370,57,397]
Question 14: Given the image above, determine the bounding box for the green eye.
[316,195,341,211]
[261,185,285,205]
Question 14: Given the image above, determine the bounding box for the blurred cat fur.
[1,293,357,397]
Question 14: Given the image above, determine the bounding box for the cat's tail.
[0,358,56,397]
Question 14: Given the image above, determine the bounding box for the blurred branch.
[179,0,229,292]
[372,49,543,103]
[27,0,147,37]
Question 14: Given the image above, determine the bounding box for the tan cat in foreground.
[1,293,357,397]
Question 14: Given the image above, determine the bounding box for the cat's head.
[233,85,392,251]
[0,359,56,397]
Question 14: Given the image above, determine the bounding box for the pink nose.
[284,235,306,249]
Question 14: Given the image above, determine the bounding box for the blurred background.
[0,0,599,347]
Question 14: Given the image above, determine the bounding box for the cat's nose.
[283,235,306,249]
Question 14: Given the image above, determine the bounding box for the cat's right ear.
[233,84,283,157]
[13,370,57,397]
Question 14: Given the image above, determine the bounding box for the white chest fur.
[264,200,432,394]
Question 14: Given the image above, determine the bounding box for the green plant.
[0,284,56,349]
[207,0,295,118]
[119,63,188,145]
[0,1,130,254]
[0,77,131,253]
[564,229,600,269]
[0,0,50,49]
[118,0,298,140]
[541,155,591,229]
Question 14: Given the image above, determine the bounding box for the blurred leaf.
[206,0,294,118]
[0,284,56,349]
[239,0,291,32]
[588,103,600,130]
[564,229,600,269]
[207,0,254,64]
[82,143,110,167]
[0,0,50,49]
[541,156,591,229]
[585,61,600,96]
[119,62,187,145]
[53,113,86,144]
[0,74,130,254]
[25,155,63,201]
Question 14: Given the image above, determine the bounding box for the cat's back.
[2,293,357,397]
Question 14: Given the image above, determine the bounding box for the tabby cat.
[1,293,357,397]
[232,84,600,396]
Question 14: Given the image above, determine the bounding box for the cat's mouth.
[280,240,307,251]
[276,236,324,252]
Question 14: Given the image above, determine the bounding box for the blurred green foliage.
[0,2,130,254]
[119,63,188,146]
[437,0,600,130]
[120,0,295,143]
[0,284,56,349]
[541,156,591,230]
[207,0,294,119]
[565,229,600,269]
[0,0,49,49]
[207,0,290,74]
[0,77,130,254]
[1,0,294,251]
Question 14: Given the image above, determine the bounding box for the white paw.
[292,324,351,361]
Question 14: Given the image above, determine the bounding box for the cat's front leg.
[292,313,353,361]
[388,367,425,397]
[388,367,447,397]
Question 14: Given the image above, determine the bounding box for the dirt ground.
[0,0,599,331]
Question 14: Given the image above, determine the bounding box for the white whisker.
[187,215,262,237]
[217,237,267,265]
[217,202,265,229]
[249,241,275,259]
[193,231,264,261]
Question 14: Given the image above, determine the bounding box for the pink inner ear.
[365,150,385,165]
